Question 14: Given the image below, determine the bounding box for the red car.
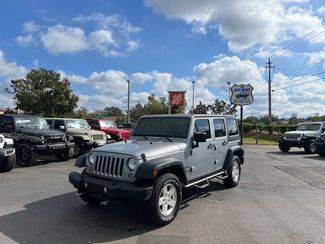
[86,118,131,141]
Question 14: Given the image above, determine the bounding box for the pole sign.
[168,91,186,107]
[230,84,254,106]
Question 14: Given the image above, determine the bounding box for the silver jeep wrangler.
[69,114,244,226]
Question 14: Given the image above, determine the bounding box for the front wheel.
[0,154,16,172]
[143,173,182,226]
[279,143,290,152]
[304,140,317,154]
[16,143,36,166]
[223,155,241,188]
[55,147,74,161]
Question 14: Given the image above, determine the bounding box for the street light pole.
[227,81,231,103]
[192,80,195,112]
[127,79,130,123]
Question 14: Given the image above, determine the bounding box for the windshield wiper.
[156,135,172,142]
[142,135,149,140]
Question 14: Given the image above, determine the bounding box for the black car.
[0,114,75,166]
[316,135,325,157]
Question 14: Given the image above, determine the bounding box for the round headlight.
[127,158,138,171]
[88,153,96,166]
[0,136,3,143]
[40,136,45,141]
[297,134,302,139]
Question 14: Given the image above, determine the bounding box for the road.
[0,145,325,244]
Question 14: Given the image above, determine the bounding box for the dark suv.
[0,114,75,166]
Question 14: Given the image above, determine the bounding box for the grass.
[243,135,278,146]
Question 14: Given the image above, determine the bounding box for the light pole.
[192,80,195,112]
[227,81,231,103]
[127,80,130,123]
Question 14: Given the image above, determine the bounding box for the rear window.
[194,119,211,139]
[213,119,226,137]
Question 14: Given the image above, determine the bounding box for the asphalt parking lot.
[0,145,325,244]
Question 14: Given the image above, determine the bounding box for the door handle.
[222,141,228,146]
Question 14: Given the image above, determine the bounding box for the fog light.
[103,187,107,193]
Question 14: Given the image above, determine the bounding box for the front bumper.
[0,148,15,157]
[316,141,325,152]
[279,138,307,148]
[34,142,75,153]
[69,171,153,201]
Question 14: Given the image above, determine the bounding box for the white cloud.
[307,50,325,66]
[255,45,293,58]
[16,34,35,46]
[22,21,39,33]
[127,40,140,51]
[41,24,88,54]
[317,6,325,14]
[130,72,153,84]
[144,0,324,51]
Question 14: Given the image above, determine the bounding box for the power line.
[272,71,325,87]
[274,76,325,90]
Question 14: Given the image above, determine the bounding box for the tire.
[80,194,102,206]
[74,141,85,158]
[142,173,182,226]
[55,147,74,161]
[223,155,241,188]
[279,143,290,152]
[16,143,36,166]
[304,140,317,154]
[0,154,16,172]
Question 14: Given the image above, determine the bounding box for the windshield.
[296,123,321,131]
[66,119,90,129]
[15,116,49,130]
[99,120,116,128]
[133,117,190,138]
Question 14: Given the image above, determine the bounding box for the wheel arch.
[223,146,244,170]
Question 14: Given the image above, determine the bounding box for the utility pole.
[227,81,231,103]
[192,80,195,112]
[266,58,274,124]
[127,79,130,123]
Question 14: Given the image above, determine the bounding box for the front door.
[189,118,215,179]
[212,118,228,169]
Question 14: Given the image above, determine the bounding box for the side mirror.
[194,132,207,143]
[59,125,65,130]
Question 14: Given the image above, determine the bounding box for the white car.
[0,134,16,172]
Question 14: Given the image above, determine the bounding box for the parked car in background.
[86,118,131,141]
[46,118,108,157]
[0,134,16,172]
[0,114,75,166]
[70,114,244,226]
[279,122,325,154]
[117,122,135,132]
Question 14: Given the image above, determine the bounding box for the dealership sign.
[230,84,254,106]
[168,91,186,107]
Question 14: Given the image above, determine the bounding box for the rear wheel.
[0,154,16,172]
[279,143,290,152]
[304,140,317,154]
[223,155,241,188]
[16,143,36,166]
[143,173,182,226]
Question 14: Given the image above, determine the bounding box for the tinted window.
[213,119,226,137]
[133,117,190,138]
[54,120,65,129]
[194,119,211,138]
[0,116,14,132]
[227,118,238,136]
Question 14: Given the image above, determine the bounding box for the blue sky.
[0,0,324,118]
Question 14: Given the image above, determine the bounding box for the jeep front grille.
[46,136,64,143]
[92,134,104,141]
[94,155,124,177]
[285,134,299,140]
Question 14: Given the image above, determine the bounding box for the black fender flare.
[135,158,187,184]
[223,146,245,170]
[75,154,87,167]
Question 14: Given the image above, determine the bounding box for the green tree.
[143,95,169,115]
[193,101,208,114]
[103,106,123,117]
[208,99,237,115]
[130,102,145,122]
[6,68,78,116]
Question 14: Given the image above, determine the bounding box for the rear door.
[212,118,228,169]
[190,118,215,178]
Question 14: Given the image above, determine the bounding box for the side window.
[194,119,211,139]
[226,118,239,136]
[213,119,226,137]
[0,116,14,132]
[54,120,65,129]
[46,119,53,128]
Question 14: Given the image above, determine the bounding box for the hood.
[18,128,65,137]
[66,128,104,136]
[92,139,186,159]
